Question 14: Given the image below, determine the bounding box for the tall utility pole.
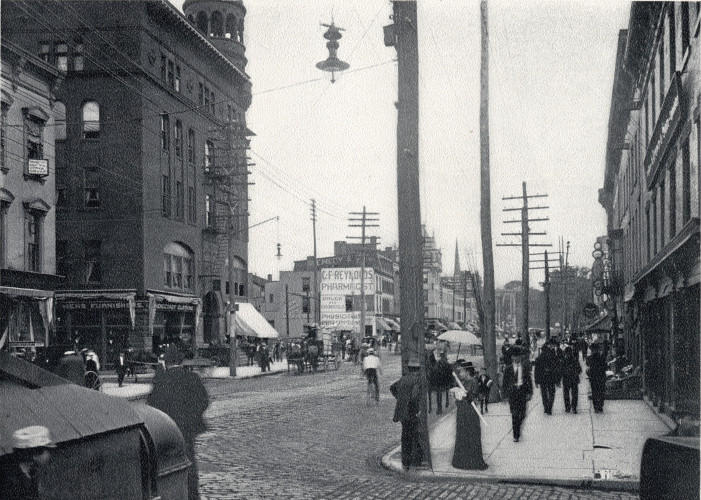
[385,0,430,467]
[531,250,561,340]
[478,0,499,403]
[348,207,379,341]
[285,284,290,337]
[560,238,570,334]
[498,182,550,337]
[310,199,319,324]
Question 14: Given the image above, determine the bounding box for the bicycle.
[84,370,102,391]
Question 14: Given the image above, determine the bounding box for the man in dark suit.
[390,359,424,469]
[587,342,607,413]
[115,350,127,387]
[502,346,533,442]
[535,338,562,415]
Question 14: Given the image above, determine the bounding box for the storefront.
[148,292,201,357]
[55,291,138,367]
[0,286,53,357]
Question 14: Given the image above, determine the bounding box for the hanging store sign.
[645,72,683,189]
[154,302,196,312]
[27,159,49,176]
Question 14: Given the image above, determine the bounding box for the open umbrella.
[437,330,481,359]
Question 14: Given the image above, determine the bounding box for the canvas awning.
[585,314,612,332]
[384,318,401,331]
[231,303,279,338]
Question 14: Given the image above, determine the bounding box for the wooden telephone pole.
[531,250,561,339]
[348,207,379,341]
[498,182,550,338]
[385,0,430,467]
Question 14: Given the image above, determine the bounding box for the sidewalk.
[101,361,289,400]
[382,382,673,491]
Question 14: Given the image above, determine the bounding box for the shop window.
[55,101,67,141]
[162,175,171,218]
[187,128,196,164]
[82,101,100,139]
[55,42,68,72]
[160,113,170,150]
[84,169,101,209]
[84,240,102,283]
[302,277,310,292]
[174,120,182,157]
[163,242,194,291]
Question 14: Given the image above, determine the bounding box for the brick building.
[600,2,700,419]
[0,41,63,354]
[2,0,252,365]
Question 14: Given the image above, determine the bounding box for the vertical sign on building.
[320,267,375,336]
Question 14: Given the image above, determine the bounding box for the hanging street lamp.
[316,21,350,83]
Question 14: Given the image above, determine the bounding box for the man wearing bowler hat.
[502,346,533,442]
[390,358,425,469]
[1,425,56,499]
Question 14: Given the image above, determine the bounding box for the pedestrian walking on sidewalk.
[363,348,381,402]
[587,342,607,413]
[502,346,532,442]
[477,367,493,414]
[561,346,582,413]
[390,359,424,469]
[115,351,127,387]
[534,338,561,415]
[451,365,488,470]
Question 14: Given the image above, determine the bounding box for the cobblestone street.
[195,354,639,500]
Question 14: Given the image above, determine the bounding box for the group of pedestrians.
[500,335,609,443]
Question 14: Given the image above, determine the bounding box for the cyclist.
[363,348,381,402]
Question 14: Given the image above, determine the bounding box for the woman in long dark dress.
[452,365,488,470]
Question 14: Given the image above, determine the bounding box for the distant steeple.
[454,239,461,276]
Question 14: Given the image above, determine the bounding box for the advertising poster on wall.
[320,267,375,334]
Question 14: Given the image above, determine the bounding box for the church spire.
[454,239,461,276]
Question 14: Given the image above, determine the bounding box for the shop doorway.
[203,291,220,344]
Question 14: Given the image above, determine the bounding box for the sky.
[172,0,632,288]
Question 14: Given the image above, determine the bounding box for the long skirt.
[452,399,488,470]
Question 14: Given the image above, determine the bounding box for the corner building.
[2,0,252,365]
[600,2,700,420]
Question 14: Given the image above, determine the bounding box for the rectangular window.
[198,83,204,105]
[160,113,170,150]
[164,255,172,287]
[56,187,67,208]
[162,175,171,218]
[175,65,181,92]
[73,41,84,71]
[167,60,175,89]
[25,212,41,272]
[302,277,310,292]
[669,158,677,237]
[682,3,691,57]
[302,296,310,313]
[175,181,184,220]
[204,86,210,111]
[210,92,215,114]
[205,139,214,172]
[205,194,213,227]
[56,240,68,277]
[84,169,101,209]
[25,115,45,164]
[682,138,691,223]
[84,240,102,283]
[660,180,666,248]
[187,129,196,164]
[161,55,167,83]
[269,293,274,303]
[239,283,245,296]
[188,186,196,224]
[174,256,182,288]
[39,42,50,63]
[174,120,182,157]
[185,257,193,290]
[55,42,68,72]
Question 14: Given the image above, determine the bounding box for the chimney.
[267,274,272,282]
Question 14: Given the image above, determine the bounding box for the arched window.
[210,11,223,37]
[225,14,237,39]
[196,11,208,34]
[55,101,67,141]
[82,101,100,139]
[163,242,194,290]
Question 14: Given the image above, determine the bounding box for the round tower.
[183,0,247,72]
